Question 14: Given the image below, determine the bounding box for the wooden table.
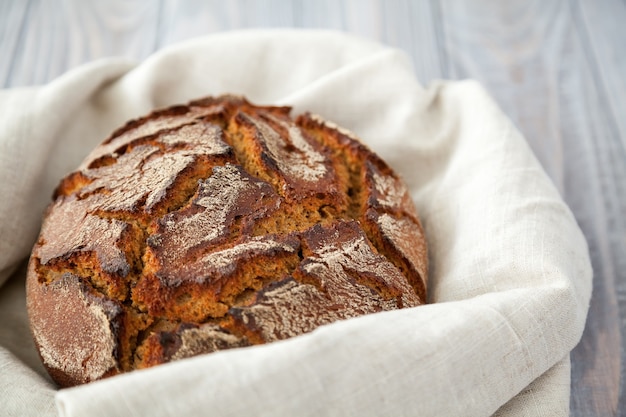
[1,1,624,415]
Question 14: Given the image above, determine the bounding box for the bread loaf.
[26,96,428,387]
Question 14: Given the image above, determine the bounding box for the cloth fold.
[0,30,591,417]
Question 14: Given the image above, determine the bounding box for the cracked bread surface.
[26,95,428,387]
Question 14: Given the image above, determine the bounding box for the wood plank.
[563,2,626,414]
[0,0,31,87]
[440,0,567,185]
[560,53,623,417]
[376,0,444,83]
[157,0,297,46]
[2,0,445,88]
[438,0,623,415]
[1,0,161,87]
[571,5,626,411]
[575,0,626,148]
[155,0,224,46]
[156,0,444,85]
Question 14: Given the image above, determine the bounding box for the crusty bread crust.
[26,96,428,387]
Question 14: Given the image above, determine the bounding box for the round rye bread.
[26,96,428,387]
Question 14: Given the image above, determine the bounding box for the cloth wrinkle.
[0,30,591,417]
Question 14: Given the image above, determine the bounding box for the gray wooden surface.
[1,0,624,415]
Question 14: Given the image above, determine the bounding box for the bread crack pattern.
[26,95,428,387]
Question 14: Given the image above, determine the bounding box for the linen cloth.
[0,30,591,417]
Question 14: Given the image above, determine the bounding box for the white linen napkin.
[0,30,591,417]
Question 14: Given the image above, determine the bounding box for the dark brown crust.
[26,95,428,387]
[26,262,124,386]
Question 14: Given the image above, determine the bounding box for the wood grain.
[155,0,444,85]
[0,0,446,88]
[438,1,626,415]
[576,0,626,146]
[0,0,30,87]
[0,0,160,87]
[0,0,624,415]
[573,5,626,412]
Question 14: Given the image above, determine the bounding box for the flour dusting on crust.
[81,145,195,212]
[172,324,248,360]
[229,221,421,342]
[308,113,360,141]
[149,164,281,275]
[246,114,327,183]
[196,236,299,279]
[27,96,428,387]
[158,122,231,156]
[30,273,119,384]
[36,196,129,275]
[377,213,428,283]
